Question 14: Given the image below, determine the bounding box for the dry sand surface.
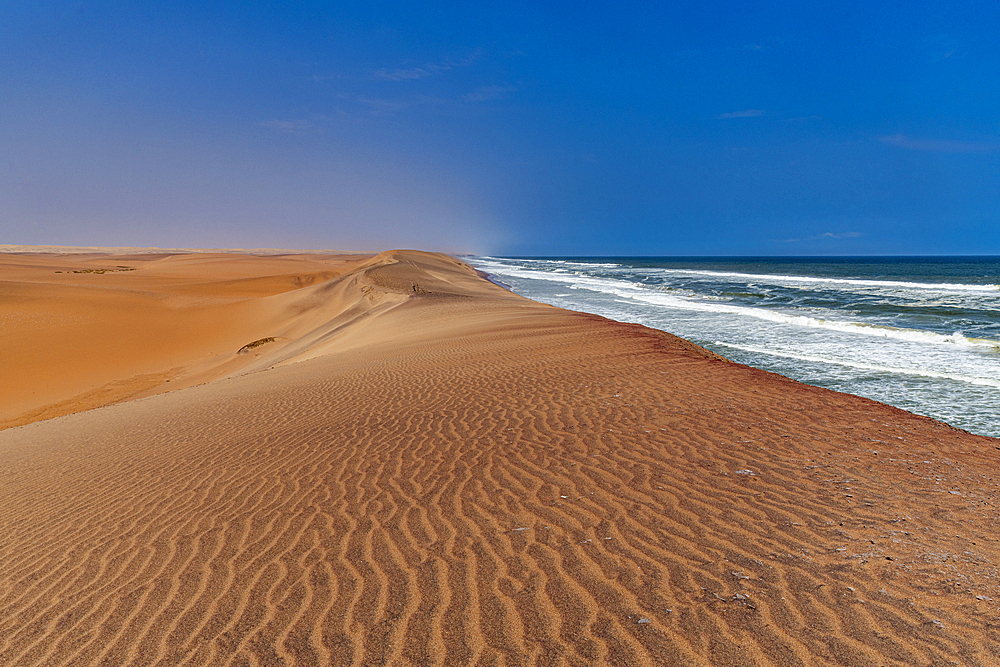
[1,248,999,666]
[0,249,370,429]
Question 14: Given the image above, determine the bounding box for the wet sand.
[1,248,998,665]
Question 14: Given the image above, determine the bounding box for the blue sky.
[3,1,999,255]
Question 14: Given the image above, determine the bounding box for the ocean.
[470,256,1000,438]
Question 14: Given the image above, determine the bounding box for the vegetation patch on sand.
[238,337,277,354]
[55,266,136,274]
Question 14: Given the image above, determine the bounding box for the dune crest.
[234,250,523,373]
[0,250,371,429]
[1,249,998,665]
[0,249,523,430]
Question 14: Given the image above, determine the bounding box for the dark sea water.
[470,256,1000,438]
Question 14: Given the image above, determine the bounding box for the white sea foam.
[482,265,1000,349]
[527,262,1000,293]
[627,292,998,348]
[478,257,621,269]
[714,342,1000,388]
[658,269,999,292]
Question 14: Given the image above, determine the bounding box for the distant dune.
[1,248,998,665]
[0,249,371,429]
[0,245,361,255]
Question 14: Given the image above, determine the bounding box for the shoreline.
[1,248,998,665]
[472,255,1000,439]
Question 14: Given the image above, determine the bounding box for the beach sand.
[1,248,998,665]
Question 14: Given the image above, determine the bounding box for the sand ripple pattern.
[2,271,1000,665]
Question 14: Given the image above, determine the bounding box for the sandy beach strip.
[1,249,998,666]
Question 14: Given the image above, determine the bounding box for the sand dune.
[1,249,999,666]
[0,250,370,429]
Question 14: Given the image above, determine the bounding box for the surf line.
[713,341,1000,388]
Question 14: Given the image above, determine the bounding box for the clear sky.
[4,1,999,255]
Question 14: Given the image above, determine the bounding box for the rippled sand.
[1,249,998,665]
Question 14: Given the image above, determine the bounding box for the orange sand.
[0,250,369,429]
[1,249,998,666]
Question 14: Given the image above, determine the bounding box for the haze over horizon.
[4,1,999,256]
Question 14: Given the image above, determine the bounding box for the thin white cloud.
[375,51,481,81]
[716,109,766,119]
[462,85,515,102]
[353,94,446,116]
[879,134,1000,153]
[341,85,510,117]
[375,64,450,81]
[925,35,962,63]
[782,231,862,243]
[355,97,412,114]
[259,119,314,133]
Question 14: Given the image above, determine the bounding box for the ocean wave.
[477,257,622,269]
[481,258,1000,293]
[632,268,999,293]
[714,342,1000,388]
[626,291,999,349]
[480,265,1000,349]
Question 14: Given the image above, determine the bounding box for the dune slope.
[1,250,998,666]
[0,250,369,429]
